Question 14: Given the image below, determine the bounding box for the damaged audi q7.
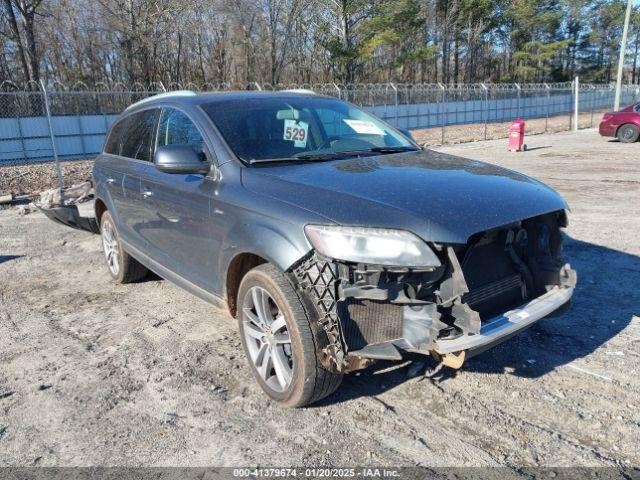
[93,90,576,407]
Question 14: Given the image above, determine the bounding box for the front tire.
[100,211,148,283]
[617,124,639,143]
[237,263,342,407]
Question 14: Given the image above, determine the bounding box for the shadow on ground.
[522,145,552,152]
[0,255,23,265]
[318,236,639,405]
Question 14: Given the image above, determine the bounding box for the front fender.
[219,219,312,281]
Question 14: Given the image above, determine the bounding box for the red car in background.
[599,102,640,143]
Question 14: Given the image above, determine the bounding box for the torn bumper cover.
[434,281,574,355]
[37,203,99,233]
[35,181,99,233]
[290,211,577,372]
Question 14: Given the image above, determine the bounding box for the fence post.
[573,76,579,131]
[40,80,63,190]
[333,83,341,99]
[438,83,446,144]
[254,82,262,91]
[480,83,488,140]
[71,92,87,158]
[12,94,28,162]
[590,87,595,128]
[389,82,398,127]
[514,83,521,118]
[543,83,550,132]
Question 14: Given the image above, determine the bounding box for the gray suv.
[93,91,576,407]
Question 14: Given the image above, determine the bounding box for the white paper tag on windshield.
[343,119,385,135]
[283,119,308,148]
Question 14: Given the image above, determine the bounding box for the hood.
[242,149,568,244]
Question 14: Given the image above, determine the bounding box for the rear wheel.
[237,263,342,407]
[617,124,639,143]
[100,211,148,283]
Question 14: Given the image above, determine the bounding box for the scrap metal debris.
[34,181,99,233]
[37,181,93,208]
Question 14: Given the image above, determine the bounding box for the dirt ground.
[0,129,638,469]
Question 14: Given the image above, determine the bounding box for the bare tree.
[2,0,44,85]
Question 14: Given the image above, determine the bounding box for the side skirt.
[121,239,228,311]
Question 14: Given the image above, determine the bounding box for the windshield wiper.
[367,146,421,153]
[294,151,368,161]
[294,147,418,160]
[247,154,345,164]
[247,146,421,164]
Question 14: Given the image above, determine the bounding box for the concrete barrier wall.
[370,91,621,130]
[0,114,118,162]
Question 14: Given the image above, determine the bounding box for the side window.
[104,118,127,155]
[156,108,205,156]
[119,109,159,161]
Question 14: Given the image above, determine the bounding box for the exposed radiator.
[463,273,523,313]
[338,299,404,350]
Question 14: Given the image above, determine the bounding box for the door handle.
[142,190,154,198]
[106,178,115,184]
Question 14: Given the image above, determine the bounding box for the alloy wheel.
[101,219,120,276]
[242,286,294,392]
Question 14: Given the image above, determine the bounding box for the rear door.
[139,107,221,291]
[101,110,158,251]
[113,109,160,250]
[101,118,128,225]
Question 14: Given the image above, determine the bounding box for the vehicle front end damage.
[289,210,576,372]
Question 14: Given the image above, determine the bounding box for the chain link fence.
[1,81,639,194]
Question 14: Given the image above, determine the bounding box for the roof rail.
[124,90,197,111]
[281,88,316,95]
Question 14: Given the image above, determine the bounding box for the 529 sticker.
[284,119,308,148]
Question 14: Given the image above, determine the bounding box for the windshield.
[201,95,416,163]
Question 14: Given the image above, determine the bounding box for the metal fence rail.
[1,81,639,166]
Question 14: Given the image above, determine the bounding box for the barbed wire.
[1,80,635,93]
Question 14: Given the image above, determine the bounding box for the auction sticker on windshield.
[344,119,386,135]
[284,119,308,148]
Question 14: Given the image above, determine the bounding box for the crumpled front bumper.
[291,211,577,372]
[433,284,574,355]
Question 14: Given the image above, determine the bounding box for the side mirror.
[154,145,210,175]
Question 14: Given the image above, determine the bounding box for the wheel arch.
[615,122,640,138]
[225,252,269,317]
[94,197,108,230]
[222,229,311,317]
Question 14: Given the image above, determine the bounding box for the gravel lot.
[0,129,638,468]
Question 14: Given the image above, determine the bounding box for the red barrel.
[508,119,526,152]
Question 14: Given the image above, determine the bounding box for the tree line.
[1,0,639,89]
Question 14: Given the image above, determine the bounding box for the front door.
[139,108,222,292]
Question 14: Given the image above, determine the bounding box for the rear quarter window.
[104,118,127,155]
[103,109,159,161]
[120,109,159,161]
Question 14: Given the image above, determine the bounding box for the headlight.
[304,225,441,267]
